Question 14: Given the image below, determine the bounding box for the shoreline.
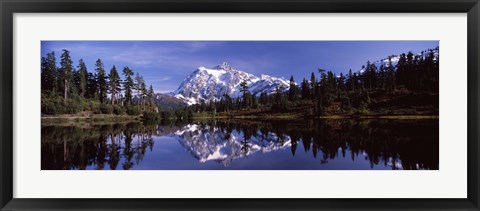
[191,114,439,120]
[41,114,142,125]
[41,113,439,125]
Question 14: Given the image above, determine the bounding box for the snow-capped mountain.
[172,62,290,105]
[172,124,291,166]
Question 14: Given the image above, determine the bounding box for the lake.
[41,119,439,170]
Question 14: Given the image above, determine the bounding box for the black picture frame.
[1,0,479,210]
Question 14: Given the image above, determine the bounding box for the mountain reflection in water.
[41,119,439,170]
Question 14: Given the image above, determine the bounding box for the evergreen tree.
[348,69,355,92]
[140,81,147,110]
[41,56,47,90]
[353,73,359,92]
[60,49,74,101]
[95,59,108,104]
[288,75,297,102]
[239,80,250,108]
[147,84,155,107]
[86,72,97,99]
[301,78,310,100]
[259,91,268,105]
[76,59,88,97]
[315,69,336,111]
[322,71,336,107]
[387,56,396,91]
[251,94,259,109]
[108,65,121,105]
[199,99,206,112]
[272,86,286,110]
[425,48,439,92]
[338,73,346,93]
[396,53,407,88]
[365,62,378,90]
[406,52,414,90]
[41,52,57,93]
[368,64,378,89]
[379,65,386,90]
[134,73,145,108]
[122,67,135,106]
[223,93,233,111]
[310,72,317,99]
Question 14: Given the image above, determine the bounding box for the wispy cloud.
[42,43,108,63]
[226,59,277,76]
[184,42,208,51]
[107,42,224,67]
[149,76,173,82]
[111,52,177,66]
[109,43,180,67]
[182,41,224,51]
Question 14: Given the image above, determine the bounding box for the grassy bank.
[190,113,438,120]
[41,114,142,125]
[42,109,438,126]
[190,103,438,120]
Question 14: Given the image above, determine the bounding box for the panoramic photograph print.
[41,41,439,170]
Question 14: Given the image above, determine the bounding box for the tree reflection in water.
[41,119,438,170]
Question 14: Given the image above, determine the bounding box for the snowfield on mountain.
[172,62,290,105]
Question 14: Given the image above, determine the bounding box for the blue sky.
[41,41,438,93]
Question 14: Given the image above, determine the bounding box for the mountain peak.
[173,63,290,105]
[213,61,233,71]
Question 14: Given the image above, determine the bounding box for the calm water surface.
[41,119,439,170]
